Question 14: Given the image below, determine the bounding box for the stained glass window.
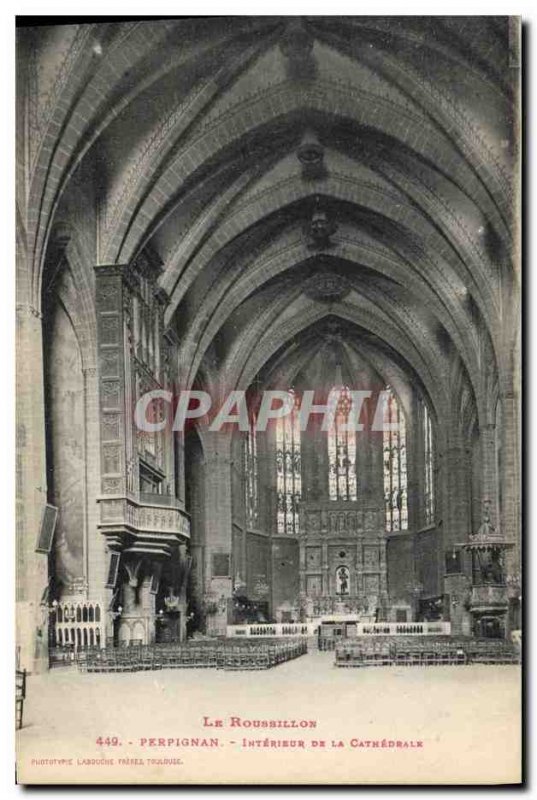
[327,386,357,501]
[423,401,435,525]
[276,391,301,535]
[244,416,258,528]
[383,388,408,531]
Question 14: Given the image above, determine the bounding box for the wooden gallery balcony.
[97,495,190,557]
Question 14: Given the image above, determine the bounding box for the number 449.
[96,736,121,746]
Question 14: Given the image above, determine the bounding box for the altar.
[298,501,388,620]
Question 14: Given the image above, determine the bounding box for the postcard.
[15,15,522,785]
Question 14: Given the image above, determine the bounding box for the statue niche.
[336,565,350,596]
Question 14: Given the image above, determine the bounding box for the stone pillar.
[480,423,499,528]
[203,431,233,635]
[379,539,388,597]
[140,577,156,644]
[499,392,521,625]
[440,432,472,634]
[501,393,520,560]
[174,431,186,505]
[446,573,472,636]
[83,365,107,607]
[177,543,189,642]
[407,395,422,531]
[298,540,306,594]
[16,304,49,672]
[118,566,156,645]
[441,437,471,550]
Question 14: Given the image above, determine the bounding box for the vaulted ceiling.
[17,17,520,445]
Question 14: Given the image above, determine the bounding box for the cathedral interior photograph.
[15,15,522,785]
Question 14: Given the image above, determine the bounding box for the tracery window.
[276,391,301,535]
[423,401,435,525]
[244,415,258,528]
[328,386,357,501]
[383,388,408,531]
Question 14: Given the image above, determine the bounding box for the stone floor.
[17,650,522,785]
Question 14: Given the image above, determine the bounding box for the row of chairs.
[82,649,157,673]
[78,638,308,673]
[464,640,520,664]
[222,639,307,670]
[320,633,459,653]
[335,637,520,668]
[338,640,393,667]
[392,640,466,667]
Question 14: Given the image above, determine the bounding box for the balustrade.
[226,621,451,638]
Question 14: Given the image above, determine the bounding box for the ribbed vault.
[17,16,520,439]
